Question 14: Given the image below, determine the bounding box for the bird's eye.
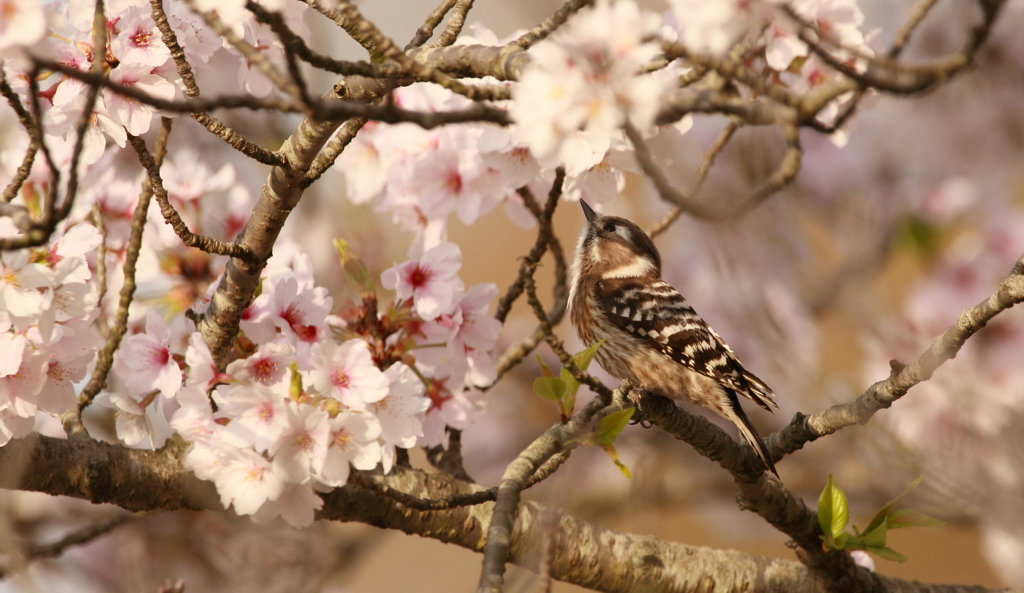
[602,222,616,233]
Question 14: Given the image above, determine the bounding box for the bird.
[568,199,779,476]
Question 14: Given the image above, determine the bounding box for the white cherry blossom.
[317,410,382,487]
[269,403,330,483]
[308,339,389,411]
[213,383,290,452]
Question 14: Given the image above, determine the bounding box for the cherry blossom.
[112,6,171,68]
[0,250,53,318]
[213,383,290,452]
[114,310,183,398]
[317,410,382,487]
[269,403,329,483]
[381,242,464,320]
[241,277,332,350]
[251,482,322,528]
[170,387,219,442]
[225,339,295,388]
[94,391,172,449]
[308,339,389,411]
[0,405,34,447]
[369,363,430,471]
[213,444,286,516]
[0,0,47,55]
[511,0,669,167]
[161,149,236,204]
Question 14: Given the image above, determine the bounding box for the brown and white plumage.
[569,200,779,476]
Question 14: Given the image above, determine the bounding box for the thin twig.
[513,0,593,49]
[0,513,140,578]
[647,120,740,238]
[626,121,800,221]
[149,0,285,167]
[429,0,474,48]
[476,389,628,593]
[128,133,260,263]
[406,0,459,50]
[184,0,306,105]
[771,252,1024,459]
[74,119,173,414]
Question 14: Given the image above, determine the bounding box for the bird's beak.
[580,200,598,223]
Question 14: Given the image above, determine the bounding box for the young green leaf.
[886,509,944,529]
[818,474,850,547]
[535,355,555,378]
[859,521,887,549]
[289,362,303,401]
[596,408,635,446]
[333,238,374,294]
[572,340,604,372]
[534,376,566,402]
[866,546,909,563]
[866,476,923,534]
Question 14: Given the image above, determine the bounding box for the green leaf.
[866,545,909,563]
[897,215,940,254]
[596,408,635,446]
[818,474,850,547]
[610,451,633,479]
[572,340,604,372]
[859,521,887,549]
[534,376,566,402]
[289,362,303,401]
[333,238,375,294]
[886,509,944,529]
[535,355,555,377]
[866,476,922,534]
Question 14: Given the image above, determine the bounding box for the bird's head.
[575,200,662,280]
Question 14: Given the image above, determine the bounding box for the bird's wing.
[595,278,777,411]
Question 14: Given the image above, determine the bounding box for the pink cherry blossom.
[161,149,236,204]
[115,310,183,398]
[0,405,34,446]
[225,339,295,388]
[411,128,507,225]
[317,410,383,487]
[269,403,330,483]
[0,347,46,418]
[0,250,53,318]
[381,242,464,320]
[370,364,429,473]
[170,387,219,443]
[511,0,668,166]
[106,64,178,136]
[213,383,290,452]
[309,339,389,411]
[241,277,332,348]
[183,332,218,391]
[94,391,172,449]
[251,483,322,528]
[213,445,286,516]
[0,0,47,55]
[112,6,171,68]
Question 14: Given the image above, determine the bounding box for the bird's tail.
[725,390,778,478]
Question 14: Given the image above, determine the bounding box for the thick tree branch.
[0,434,1007,593]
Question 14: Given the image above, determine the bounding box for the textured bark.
[0,435,1009,593]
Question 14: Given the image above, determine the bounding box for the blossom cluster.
[0,222,100,444]
[74,239,495,527]
[1,0,308,167]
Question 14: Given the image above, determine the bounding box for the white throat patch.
[602,256,656,279]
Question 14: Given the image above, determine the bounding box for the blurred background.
[3,0,1024,590]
